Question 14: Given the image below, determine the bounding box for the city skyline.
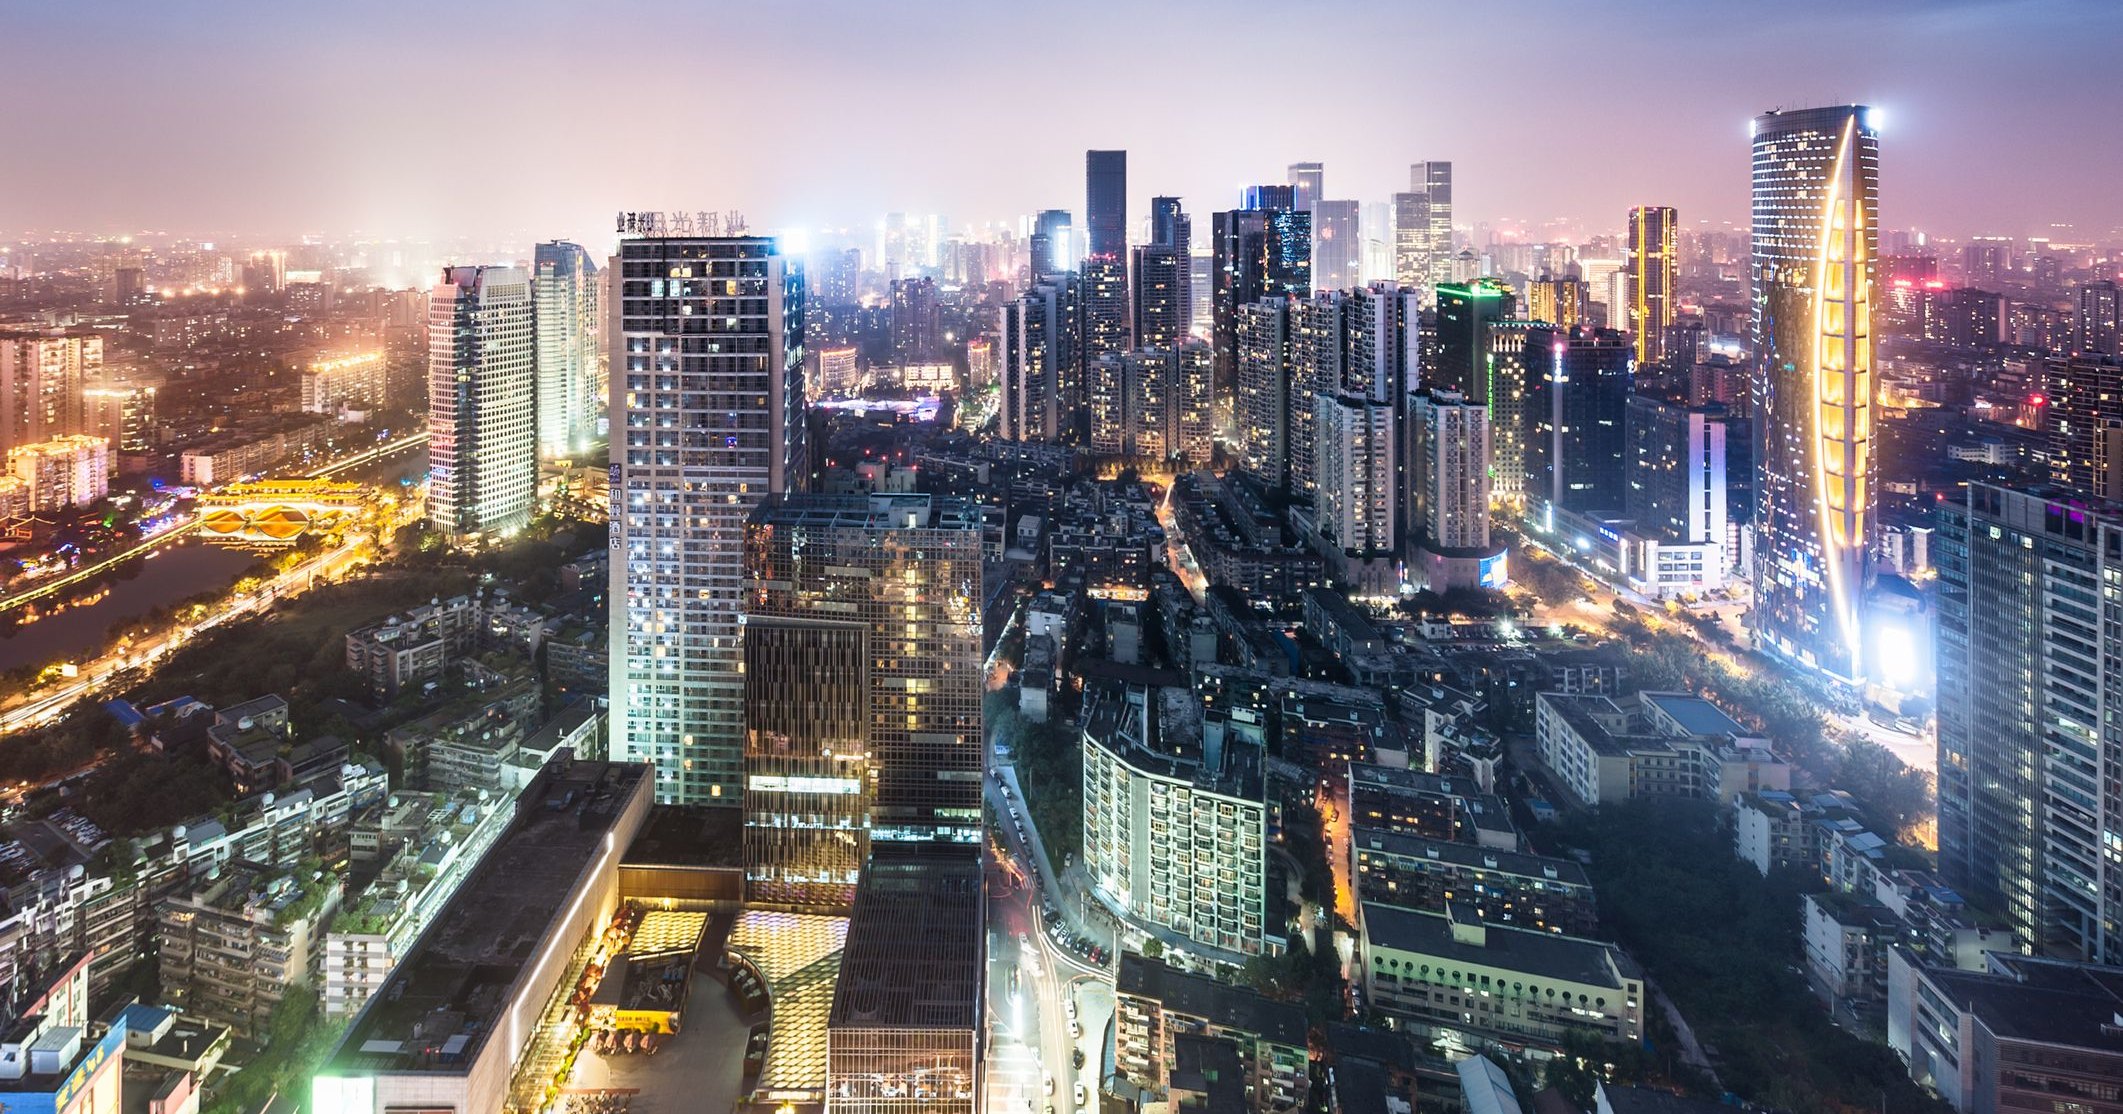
[5,1,2121,248]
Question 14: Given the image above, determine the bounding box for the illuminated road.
[0,432,424,617]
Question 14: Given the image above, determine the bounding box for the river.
[0,541,267,673]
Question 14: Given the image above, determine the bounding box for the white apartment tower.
[533,241,600,456]
[608,230,807,805]
[427,265,536,540]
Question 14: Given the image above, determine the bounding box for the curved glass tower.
[1749,105,1878,683]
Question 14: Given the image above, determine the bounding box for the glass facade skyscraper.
[609,232,807,804]
[427,265,536,540]
[532,241,599,457]
[1749,105,1878,682]
[1086,149,1128,263]
[1625,206,1677,367]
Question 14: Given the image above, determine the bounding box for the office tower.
[1409,389,1503,589]
[1432,279,1517,401]
[1287,162,1323,213]
[2043,355,2123,499]
[1625,206,1678,366]
[1749,105,1879,682]
[1001,276,1079,443]
[427,265,536,540]
[743,494,983,899]
[0,328,101,454]
[1132,243,1189,350]
[1242,184,1297,211]
[1312,200,1362,293]
[609,231,807,805]
[1484,321,1539,504]
[1177,341,1215,466]
[1235,298,1293,488]
[1033,209,1073,278]
[1212,206,1311,417]
[1524,325,1634,518]
[1189,253,1214,338]
[1392,192,1430,289]
[1409,161,1454,289]
[2077,281,2120,355]
[1528,275,1589,330]
[1316,394,1396,556]
[1081,255,1132,368]
[1626,395,1729,551]
[890,275,941,358]
[1578,257,1624,327]
[532,241,599,457]
[1151,196,1187,248]
[1086,150,1128,262]
[1936,484,2123,962]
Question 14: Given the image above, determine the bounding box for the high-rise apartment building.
[427,265,536,540]
[1213,206,1311,422]
[1410,389,1504,590]
[1524,325,1634,518]
[1484,321,1539,505]
[2046,355,2123,499]
[1937,484,2123,962]
[0,328,101,454]
[890,275,942,359]
[1235,298,1294,488]
[1132,244,1189,350]
[6,434,110,510]
[2076,281,2119,356]
[1625,395,1729,551]
[1087,150,1128,262]
[1081,256,1132,369]
[533,241,599,456]
[1750,105,1878,682]
[1312,200,1362,293]
[1001,276,1080,444]
[609,230,807,805]
[1286,162,1323,214]
[1625,206,1678,367]
[1316,394,1396,557]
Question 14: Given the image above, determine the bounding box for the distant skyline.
[5,0,2120,251]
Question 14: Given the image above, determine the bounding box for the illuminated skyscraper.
[1235,297,1294,487]
[2077,280,2119,356]
[532,241,599,456]
[1403,161,1454,290]
[1001,276,1079,443]
[427,265,536,540]
[1212,206,1311,424]
[1312,200,1362,293]
[1081,255,1132,370]
[1484,320,1539,504]
[1087,150,1128,263]
[1749,105,1878,682]
[1625,206,1678,366]
[1392,191,1430,289]
[1287,162,1323,213]
[609,229,807,804]
[1432,279,1516,402]
[1033,208,1073,278]
[1131,243,1188,350]
[1524,325,1634,518]
[0,328,101,454]
[1528,275,1588,331]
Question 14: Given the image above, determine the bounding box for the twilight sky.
[3,0,2118,250]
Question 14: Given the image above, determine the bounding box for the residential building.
[428,264,536,539]
[2043,354,2123,499]
[609,230,808,805]
[1114,953,1310,1113]
[157,861,339,1036]
[1353,829,1597,937]
[2076,280,2119,356]
[1409,389,1506,591]
[6,435,109,510]
[1212,206,1310,418]
[1749,105,1879,683]
[1001,276,1079,444]
[0,328,100,454]
[1802,890,1901,1009]
[1534,690,1787,808]
[301,351,387,415]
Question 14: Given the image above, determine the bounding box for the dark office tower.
[1033,208,1073,278]
[1937,483,2123,963]
[1524,325,1634,518]
[1235,297,1294,488]
[1484,321,1539,505]
[740,616,868,909]
[1243,184,1298,211]
[1150,196,1187,249]
[1625,395,1729,548]
[1087,150,1128,262]
[1625,206,1678,366]
[1212,206,1312,419]
[1132,243,1189,350]
[1287,162,1323,213]
[610,230,807,804]
[2077,281,2120,355]
[1528,275,1588,330]
[890,276,941,358]
[1431,279,1517,401]
[1080,256,1132,371]
[1749,105,1878,683]
[745,493,985,846]
[1001,276,1080,444]
[1313,200,1363,293]
[2043,354,2123,499]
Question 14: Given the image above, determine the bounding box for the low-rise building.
[1114,954,1310,1113]
[1352,828,1597,937]
[0,953,125,1114]
[1360,902,1644,1053]
[1886,951,2123,1114]
[157,861,339,1036]
[5,435,110,510]
[1347,763,1518,851]
[1802,891,1901,1009]
[1534,691,1788,808]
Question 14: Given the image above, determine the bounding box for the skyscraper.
[1235,298,1293,488]
[1212,206,1311,422]
[427,265,536,540]
[609,229,807,804]
[1081,255,1132,370]
[1432,279,1517,401]
[1001,276,1080,443]
[1409,161,1454,290]
[1132,242,1189,351]
[1410,388,1504,590]
[1484,320,1540,505]
[2042,354,2123,499]
[2076,280,2119,356]
[1087,149,1128,262]
[1392,191,1430,289]
[1287,162,1323,213]
[1625,395,1729,552]
[1316,394,1396,557]
[1524,325,1634,518]
[1528,276,1589,331]
[532,241,599,457]
[1312,200,1362,293]
[744,493,985,849]
[1749,105,1878,682]
[1033,208,1073,278]
[1625,206,1678,366]
[1937,483,2123,962]
[0,328,100,455]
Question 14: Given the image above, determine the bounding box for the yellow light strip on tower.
[1809,115,1869,672]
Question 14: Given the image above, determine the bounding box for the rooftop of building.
[1353,828,1589,888]
[1638,692,1748,739]
[1362,904,1640,988]
[1115,954,1307,1047]
[1917,954,2123,1053]
[621,804,745,870]
[828,845,983,1032]
[1596,1082,1732,1114]
[1170,1033,1248,1112]
[750,491,983,533]
[322,759,647,1078]
[1083,682,1264,803]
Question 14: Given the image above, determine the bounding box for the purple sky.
[4,0,2117,249]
